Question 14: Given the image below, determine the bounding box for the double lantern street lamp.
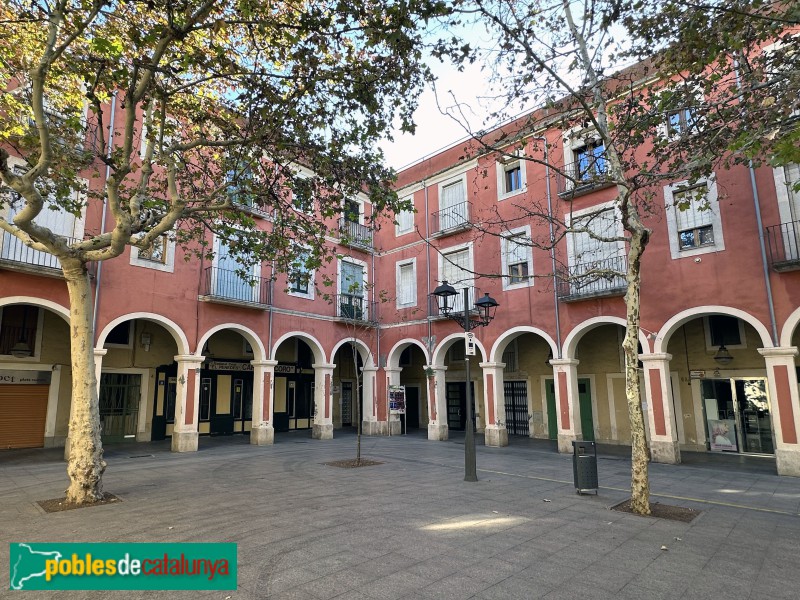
[431,281,499,482]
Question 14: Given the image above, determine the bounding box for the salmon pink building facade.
[3,86,800,478]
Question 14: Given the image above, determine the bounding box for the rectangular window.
[504,165,522,193]
[440,247,471,313]
[709,316,742,347]
[666,107,697,136]
[502,340,519,372]
[575,141,606,181]
[674,184,714,250]
[396,208,414,234]
[0,305,39,356]
[290,249,312,295]
[397,261,416,307]
[438,178,468,230]
[504,233,531,285]
[344,199,360,224]
[138,236,168,264]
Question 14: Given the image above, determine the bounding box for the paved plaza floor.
[2,430,800,599]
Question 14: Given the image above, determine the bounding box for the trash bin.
[572,440,598,495]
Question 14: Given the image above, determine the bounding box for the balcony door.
[340,261,365,319]
[212,237,259,303]
[568,208,624,295]
[1,189,81,269]
[781,163,800,260]
[439,179,467,230]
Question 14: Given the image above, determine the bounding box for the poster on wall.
[708,419,738,452]
[389,385,406,415]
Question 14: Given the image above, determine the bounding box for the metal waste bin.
[572,440,598,494]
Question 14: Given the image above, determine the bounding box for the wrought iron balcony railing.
[766,220,800,272]
[556,255,627,301]
[0,232,86,276]
[427,285,479,318]
[555,159,613,197]
[338,218,373,250]
[335,293,377,324]
[201,266,271,308]
[432,201,471,235]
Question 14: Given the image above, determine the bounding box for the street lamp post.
[431,281,498,482]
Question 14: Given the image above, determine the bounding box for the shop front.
[701,377,774,455]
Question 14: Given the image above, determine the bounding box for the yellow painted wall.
[507,333,553,439]
[274,377,287,412]
[216,375,231,414]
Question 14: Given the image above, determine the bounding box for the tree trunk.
[63,258,106,504]
[624,227,650,515]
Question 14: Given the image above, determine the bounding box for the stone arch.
[655,306,773,354]
[96,312,190,356]
[196,323,266,362]
[0,296,70,323]
[431,332,488,366]
[489,326,558,363]
[780,306,800,348]
[271,331,326,364]
[330,338,375,368]
[386,338,430,369]
[563,316,650,359]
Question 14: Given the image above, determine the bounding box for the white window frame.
[664,177,725,259]
[395,197,415,236]
[655,85,705,141]
[343,198,364,225]
[763,38,800,119]
[703,316,747,351]
[496,152,527,201]
[437,242,474,313]
[395,258,417,308]
[337,256,369,319]
[130,235,176,273]
[773,163,800,224]
[501,226,534,290]
[565,201,625,268]
[437,174,469,229]
[562,124,606,185]
[288,244,315,300]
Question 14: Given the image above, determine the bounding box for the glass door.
[734,379,773,454]
[701,378,773,455]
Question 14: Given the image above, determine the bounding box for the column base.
[171,431,199,452]
[312,423,333,440]
[484,425,508,447]
[250,425,275,446]
[557,433,576,454]
[428,423,448,441]
[650,439,681,464]
[389,418,401,436]
[362,420,387,436]
[776,447,800,477]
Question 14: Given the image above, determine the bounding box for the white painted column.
[312,362,335,440]
[640,353,681,464]
[549,358,581,453]
[93,348,107,395]
[382,366,401,436]
[171,354,204,452]
[759,347,800,476]
[360,366,383,435]
[479,361,508,447]
[250,359,278,446]
[427,365,448,441]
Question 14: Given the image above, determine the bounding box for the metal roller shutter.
[0,385,49,449]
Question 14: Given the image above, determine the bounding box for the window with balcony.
[203,236,269,306]
[664,179,724,259]
[438,245,473,313]
[560,206,626,300]
[767,163,800,268]
[435,177,469,233]
[339,198,372,249]
[502,228,533,289]
[558,126,610,196]
[339,259,367,320]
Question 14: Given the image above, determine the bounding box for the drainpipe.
[91,91,117,345]
[532,136,562,357]
[267,259,275,359]
[734,59,779,345]
[423,178,433,360]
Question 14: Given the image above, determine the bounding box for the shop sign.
[274,364,298,374]
[689,370,705,379]
[0,370,52,385]
[206,361,253,372]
